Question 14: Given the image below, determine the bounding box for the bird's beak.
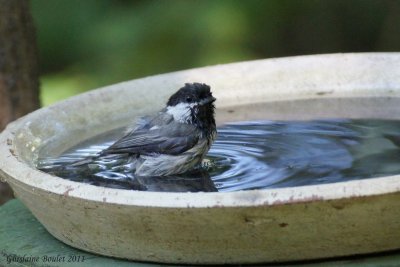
[200,96,216,105]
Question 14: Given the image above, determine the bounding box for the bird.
[39,83,217,178]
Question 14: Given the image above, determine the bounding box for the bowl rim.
[1,52,400,208]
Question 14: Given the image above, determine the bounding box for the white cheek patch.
[166,102,194,123]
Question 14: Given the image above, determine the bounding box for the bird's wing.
[102,122,199,156]
[125,112,170,133]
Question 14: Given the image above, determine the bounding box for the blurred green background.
[30,0,400,106]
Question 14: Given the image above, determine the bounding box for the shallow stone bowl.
[1,53,400,264]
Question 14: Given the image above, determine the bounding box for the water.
[37,119,400,192]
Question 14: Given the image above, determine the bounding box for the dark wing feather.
[102,122,199,156]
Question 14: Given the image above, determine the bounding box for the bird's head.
[166,83,216,132]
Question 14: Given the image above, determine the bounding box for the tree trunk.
[0,0,40,205]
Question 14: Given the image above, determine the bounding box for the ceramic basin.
[0,53,400,264]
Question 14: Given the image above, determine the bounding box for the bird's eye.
[186,97,192,103]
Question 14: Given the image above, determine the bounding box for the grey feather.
[102,116,200,155]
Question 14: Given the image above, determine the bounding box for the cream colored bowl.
[1,53,400,264]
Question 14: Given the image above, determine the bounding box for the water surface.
[38,119,400,192]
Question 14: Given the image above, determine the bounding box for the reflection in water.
[136,171,217,192]
[89,171,217,192]
[38,119,400,192]
[40,154,216,192]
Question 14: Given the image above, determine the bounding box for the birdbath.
[0,53,399,264]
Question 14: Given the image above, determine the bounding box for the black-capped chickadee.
[41,83,217,178]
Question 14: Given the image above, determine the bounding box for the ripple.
[38,119,400,192]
